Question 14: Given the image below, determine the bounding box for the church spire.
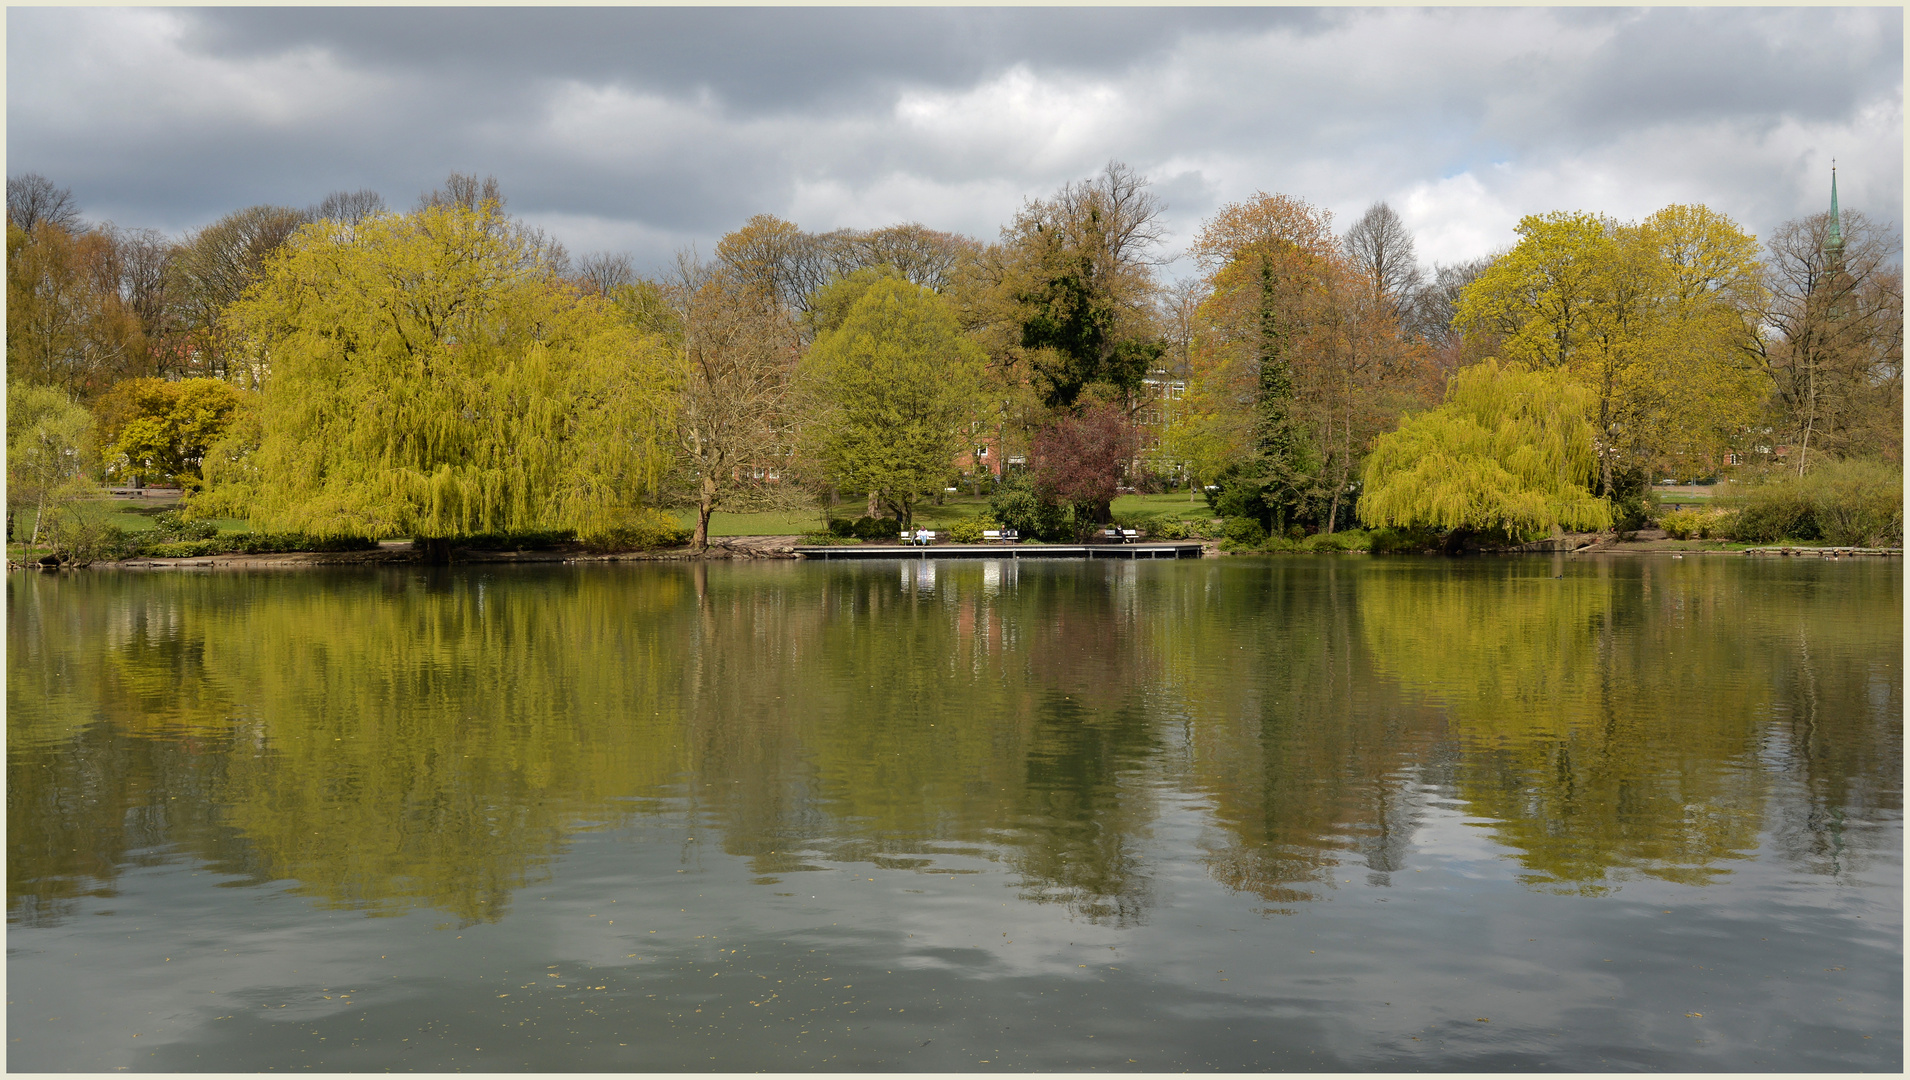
[1825,161,1845,260]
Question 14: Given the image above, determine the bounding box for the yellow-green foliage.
[800,277,983,519]
[946,516,992,543]
[1358,360,1613,540]
[95,376,242,491]
[203,203,681,539]
[580,507,692,552]
[1659,507,1726,540]
[1453,205,1765,482]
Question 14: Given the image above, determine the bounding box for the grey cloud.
[7,6,1898,276]
[1530,8,1900,142]
[174,7,1341,116]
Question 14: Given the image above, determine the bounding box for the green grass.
[676,496,997,537]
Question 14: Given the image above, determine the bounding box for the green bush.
[825,517,857,539]
[946,517,991,544]
[581,510,691,552]
[1715,460,1903,545]
[240,533,379,554]
[44,517,140,566]
[1809,459,1902,546]
[851,516,901,540]
[1726,482,1818,543]
[1658,507,1726,540]
[150,510,218,542]
[1222,516,1267,546]
[988,473,1070,541]
[1302,529,1373,552]
[133,531,380,558]
[1366,526,1443,554]
[143,538,228,558]
[461,529,578,551]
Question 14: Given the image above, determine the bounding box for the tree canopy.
[1455,205,1766,491]
[1358,359,1612,540]
[201,202,678,544]
[801,276,983,528]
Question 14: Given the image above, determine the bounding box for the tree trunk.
[415,537,455,565]
[694,476,717,552]
[866,490,879,518]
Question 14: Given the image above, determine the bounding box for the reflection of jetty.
[795,542,1204,560]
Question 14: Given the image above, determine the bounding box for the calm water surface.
[7,555,1900,1071]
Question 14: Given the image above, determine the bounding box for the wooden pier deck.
[794,542,1205,560]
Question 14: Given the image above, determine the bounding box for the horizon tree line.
[6,164,1901,552]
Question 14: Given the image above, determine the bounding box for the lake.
[6,554,1901,1071]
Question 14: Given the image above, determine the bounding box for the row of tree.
[6,164,1901,551]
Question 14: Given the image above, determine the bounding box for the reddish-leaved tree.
[1030,404,1138,532]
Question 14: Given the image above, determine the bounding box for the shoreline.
[11,534,1898,572]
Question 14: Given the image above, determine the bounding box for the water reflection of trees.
[7,556,1898,928]
[1359,557,1900,891]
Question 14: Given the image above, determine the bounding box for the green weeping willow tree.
[198,203,680,550]
[1358,359,1612,541]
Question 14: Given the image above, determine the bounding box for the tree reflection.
[7,556,1897,928]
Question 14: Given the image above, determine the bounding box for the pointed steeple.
[1825,161,1846,260]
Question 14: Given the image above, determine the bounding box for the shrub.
[1302,529,1373,552]
[459,529,578,551]
[826,517,857,539]
[245,533,378,553]
[1222,516,1267,546]
[851,516,901,540]
[1724,475,1820,543]
[988,473,1069,541]
[149,510,218,542]
[946,517,991,544]
[1808,459,1902,546]
[581,510,690,553]
[44,517,140,566]
[142,538,229,558]
[134,531,380,557]
[1366,526,1442,554]
[1659,508,1722,540]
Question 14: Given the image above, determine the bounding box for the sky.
[7,6,1902,280]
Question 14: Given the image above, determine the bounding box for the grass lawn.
[677,496,1004,537]
[670,493,1220,538]
[1112,492,1217,523]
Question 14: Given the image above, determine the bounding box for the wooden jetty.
[794,542,1204,561]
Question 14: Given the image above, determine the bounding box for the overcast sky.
[8,6,1902,279]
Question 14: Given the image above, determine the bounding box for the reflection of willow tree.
[1150,561,1446,907]
[688,561,1165,926]
[9,569,695,926]
[1356,558,1896,891]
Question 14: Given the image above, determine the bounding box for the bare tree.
[844,223,979,293]
[167,205,314,380]
[658,250,809,549]
[1342,201,1423,324]
[90,224,179,371]
[573,251,636,297]
[7,173,82,233]
[1758,208,1903,469]
[1405,255,1497,348]
[415,172,505,213]
[313,189,387,226]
